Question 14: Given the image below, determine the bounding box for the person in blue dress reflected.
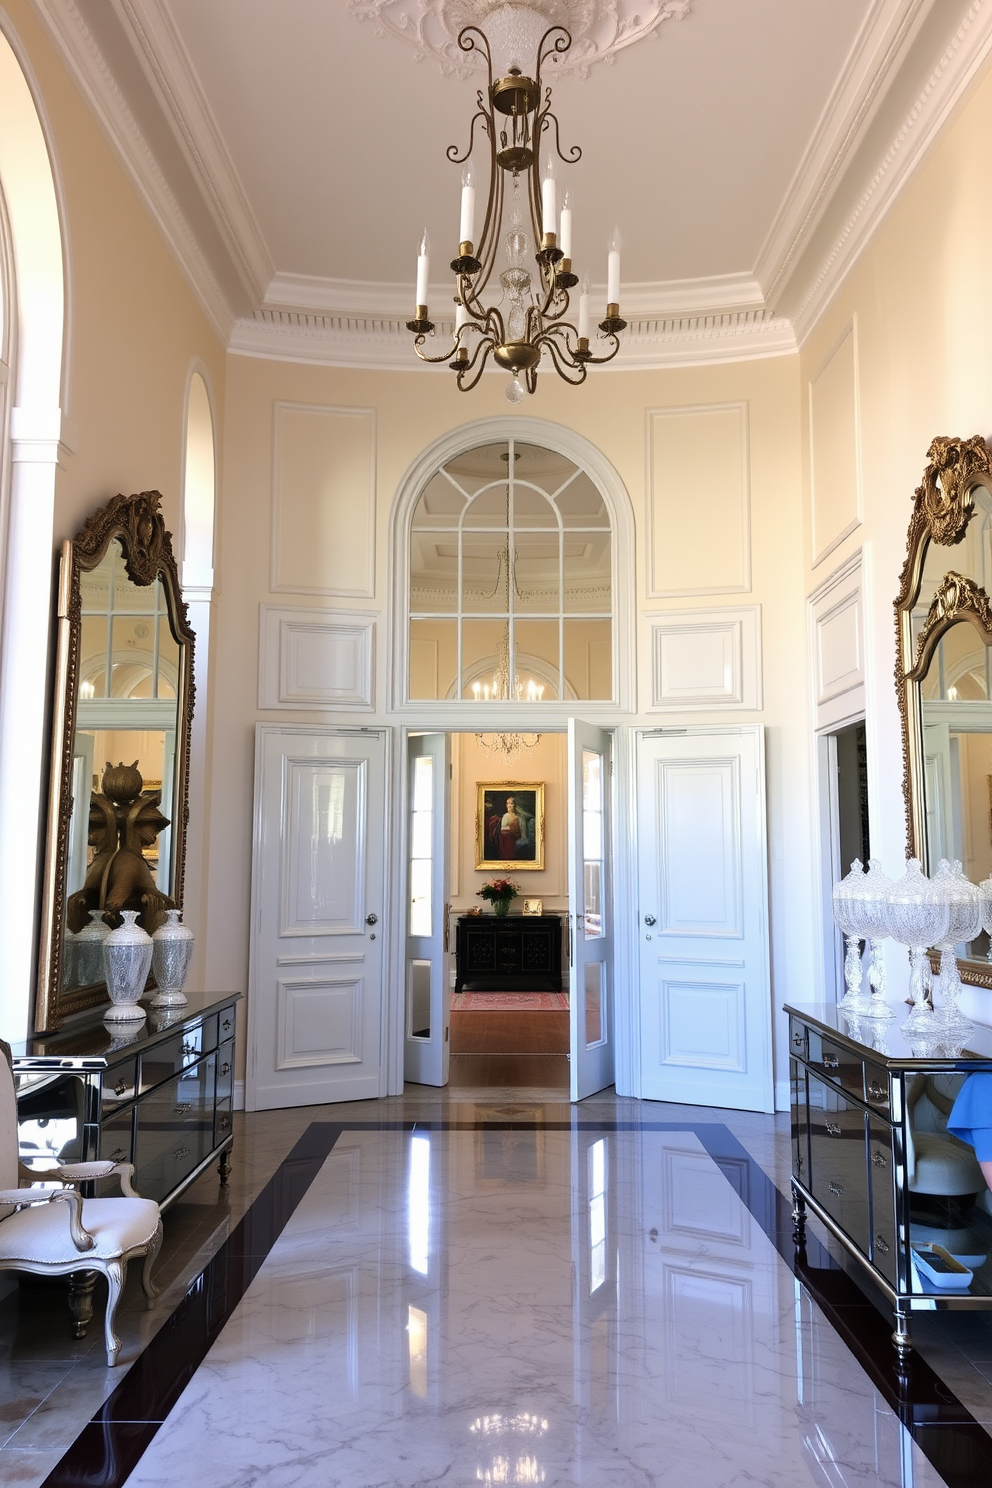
[948,1073,992,1191]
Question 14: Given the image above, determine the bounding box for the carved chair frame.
[35,493,195,1030]
[895,435,992,988]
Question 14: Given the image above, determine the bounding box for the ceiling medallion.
[350,1,692,78]
[405,21,628,398]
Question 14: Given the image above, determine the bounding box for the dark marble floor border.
[38,1116,992,1488]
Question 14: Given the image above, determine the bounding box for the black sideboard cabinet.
[455,914,563,993]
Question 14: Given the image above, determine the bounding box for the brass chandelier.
[407,22,627,400]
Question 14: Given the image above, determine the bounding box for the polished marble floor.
[2,1089,992,1487]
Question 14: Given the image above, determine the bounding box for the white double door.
[403,721,615,1102]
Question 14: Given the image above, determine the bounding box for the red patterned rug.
[450,991,569,1010]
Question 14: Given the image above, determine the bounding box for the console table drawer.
[807,1077,870,1255]
[139,1023,206,1094]
[134,1056,215,1199]
[807,1030,865,1102]
[868,1117,896,1285]
[102,1060,138,1107]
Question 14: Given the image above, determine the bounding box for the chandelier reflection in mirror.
[407,21,626,401]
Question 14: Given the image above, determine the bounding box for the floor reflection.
[121,1127,948,1488]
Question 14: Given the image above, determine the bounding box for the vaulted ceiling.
[30,0,992,367]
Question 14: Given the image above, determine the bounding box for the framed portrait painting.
[476,782,545,871]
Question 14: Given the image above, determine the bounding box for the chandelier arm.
[539,332,589,386]
[544,109,582,167]
[583,332,624,366]
[446,106,489,166]
[525,365,538,395]
[473,149,503,300]
[455,336,495,392]
[536,25,571,78]
[457,25,492,75]
[411,333,461,365]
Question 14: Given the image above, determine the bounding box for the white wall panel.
[276,976,363,1068]
[808,550,864,731]
[259,605,375,710]
[809,322,861,566]
[646,403,750,597]
[272,402,376,596]
[648,606,761,711]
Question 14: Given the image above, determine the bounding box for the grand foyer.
[5,1,992,1484]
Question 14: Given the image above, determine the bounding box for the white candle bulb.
[542,158,556,239]
[578,270,591,340]
[607,225,621,305]
[416,229,430,308]
[459,166,476,246]
[456,301,471,332]
[559,189,572,259]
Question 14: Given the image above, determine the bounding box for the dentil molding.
[348,0,692,77]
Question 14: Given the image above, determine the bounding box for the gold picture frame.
[476,782,545,871]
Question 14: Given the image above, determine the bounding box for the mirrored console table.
[787,1001,992,1359]
[12,991,240,1208]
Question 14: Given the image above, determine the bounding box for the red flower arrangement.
[476,877,519,915]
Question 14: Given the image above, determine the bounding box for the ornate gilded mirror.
[896,436,992,986]
[35,493,195,1030]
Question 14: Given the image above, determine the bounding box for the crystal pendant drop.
[505,377,524,404]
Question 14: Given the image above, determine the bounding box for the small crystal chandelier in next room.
[405,11,628,402]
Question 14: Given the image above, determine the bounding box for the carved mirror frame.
[35,492,195,1030]
[896,434,992,989]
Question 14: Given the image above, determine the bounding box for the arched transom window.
[409,438,613,702]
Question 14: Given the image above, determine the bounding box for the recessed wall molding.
[809,319,861,568]
[271,402,376,598]
[808,548,865,732]
[647,606,762,712]
[259,606,376,711]
[646,403,751,599]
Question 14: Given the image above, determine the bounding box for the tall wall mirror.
[896,435,992,987]
[35,492,195,1030]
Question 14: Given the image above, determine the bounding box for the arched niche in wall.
[389,417,635,716]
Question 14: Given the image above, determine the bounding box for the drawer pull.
[826,1122,842,1137]
[181,1041,197,1057]
[174,1146,190,1162]
[875,1234,890,1255]
[828,1181,844,1197]
[791,1033,804,1049]
[111,1148,128,1162]
[821,1053,839,1070]
[867,1087,888,1105]
[219,1114,231,1131]
[222,1019,232,1032]
[114,1080,129,1096]
[871,1150,887,1168]
[220,1063,231,1076]
[175,1102,192,1115]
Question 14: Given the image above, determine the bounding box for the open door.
[404,733,451,1087]
[567,719,615,1102]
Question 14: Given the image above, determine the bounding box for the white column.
[0,407,74,1037]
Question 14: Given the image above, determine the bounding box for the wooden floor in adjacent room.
[449,1008,569,1088]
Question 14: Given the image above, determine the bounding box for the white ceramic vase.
[75,910,111,987]
[103,910,152,1022]
[150,910,194,1008]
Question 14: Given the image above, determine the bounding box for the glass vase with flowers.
[477,877,519,918]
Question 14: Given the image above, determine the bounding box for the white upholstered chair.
[0,1039,163,1365]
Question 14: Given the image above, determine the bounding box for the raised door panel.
[657,757,742,941]
[282,758,366,937]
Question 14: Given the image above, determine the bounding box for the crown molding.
[114,0,273,302]
[754,0,933,304]
[774,0,992,340]
[263,269,768,321]
[29,0,238,338]
[230,306,796,372]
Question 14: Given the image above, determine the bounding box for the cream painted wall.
[1,0,227,544]
[799,59,992,1023]
[211,350,810,1102]
[0,0,226,1034]
[450,732,568,917]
